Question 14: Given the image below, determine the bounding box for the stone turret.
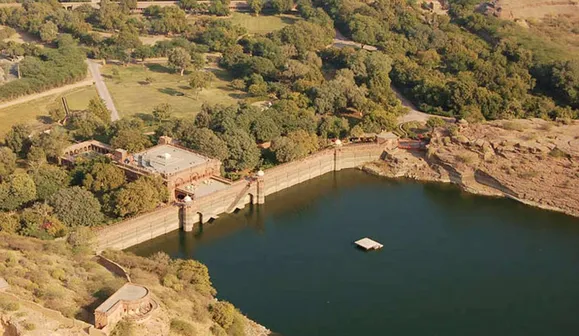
[182,195,196,232]
[256,170,265,204]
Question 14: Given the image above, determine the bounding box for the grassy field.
[0,86,98,137]
[102,62,244,119]
[222,13,299,35]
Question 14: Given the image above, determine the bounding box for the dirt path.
[0,78,93,110]
[87,60,120,121]
[331,29,378,51]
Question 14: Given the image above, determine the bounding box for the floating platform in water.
[354,237,383,250]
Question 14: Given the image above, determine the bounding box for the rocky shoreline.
[362,118,579,218]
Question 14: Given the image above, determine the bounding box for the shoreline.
[361,160,579,219]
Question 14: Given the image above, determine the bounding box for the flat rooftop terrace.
[95,283,148,313]
[179,178,231,198]
[132,144,210,175]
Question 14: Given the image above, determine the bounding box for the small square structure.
[354,238,383,250]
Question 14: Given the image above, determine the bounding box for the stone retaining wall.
[96,206,180,252]
[96,143,386,251]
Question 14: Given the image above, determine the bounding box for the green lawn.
[0,86,98,137]
[102,63,244,119]
[223,13,299,35]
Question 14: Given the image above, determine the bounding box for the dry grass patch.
[223,13,300,35]
[0,85,98,137]
[102,62,244,119]
[0,233,124,322]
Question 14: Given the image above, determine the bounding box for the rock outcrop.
[366,119,579,217]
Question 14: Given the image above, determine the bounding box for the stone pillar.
[256,170,265,204]
[181,196,196,232]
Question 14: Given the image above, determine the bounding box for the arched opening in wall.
[247,193,255,206]
[193,212,204,237]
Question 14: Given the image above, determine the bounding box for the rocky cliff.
[365,119,579,217]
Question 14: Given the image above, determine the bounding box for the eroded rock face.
[0,315,21,336]
[368,119,579,217]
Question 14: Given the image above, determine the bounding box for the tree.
[219,129,260,171]
[113,176,168,217]
[152,103,172,122]
[88,98,111,124]
[81,161,125,193]
[551,60,579,108]
[208,0,230,16]
[270,0,293,14]
[180,0,200,12]
[31,164,70,200]
[361,109,397,133]
[168,47,191,76]
[132,45,153,62]
[111,129,152,152]
[49,186,103,227]
[5,124,31,157]
[318,116,350,139]
[19,202,67,239]
[251,115,281,143]
[349,124,365,137]
[26,146,47,171]
[189,71,215,97]
[349,14,382,48]
[39,21,58,43]
[182,128,229,161]
[271,130,319,163]
[32,128,70,161]
[0,173,37,211]
[247,0,263,15]
[0,147,17,180]
[49,105,66,123]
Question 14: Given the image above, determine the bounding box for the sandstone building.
[61,136,224,201]
[94,283,156,333]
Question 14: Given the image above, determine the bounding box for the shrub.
[0,297,19,311]
[210,324,227,336]
[549,148,570,159]
[170,318,196,335]
[21,321,35,330]
[501,121,525,131]
[51,268,66,281]
[209,301,235,330]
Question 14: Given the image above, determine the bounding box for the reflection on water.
[131,170,579,336]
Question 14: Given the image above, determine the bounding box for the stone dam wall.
[95,143,386,252]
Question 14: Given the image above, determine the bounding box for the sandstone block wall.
[96,206,180,252]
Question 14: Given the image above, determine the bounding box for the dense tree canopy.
[31,165,70,201]
[0,173,36,211]
[113,176,168,217]
[48,186,103,227]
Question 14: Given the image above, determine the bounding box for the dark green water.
[131,170,579,336]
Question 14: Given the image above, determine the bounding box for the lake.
[131,170,579,336]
